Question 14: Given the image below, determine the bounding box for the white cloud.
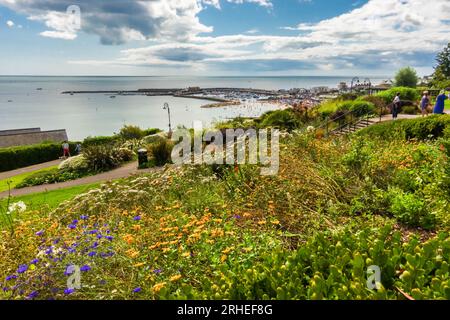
[2,0,449,74]
[6,20,14,27]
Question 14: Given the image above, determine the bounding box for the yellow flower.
[133,262,145,268]
[170,274,182,282]
[271,220,280,225]
[152,282,166,294]
[258,220,267,225]
[222,247,234,255]
[181,252,191,258]
[132,224,141,232]
[220,255,228,263]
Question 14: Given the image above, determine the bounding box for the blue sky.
[0,0,448,76]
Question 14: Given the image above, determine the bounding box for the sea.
[0,76,388,141]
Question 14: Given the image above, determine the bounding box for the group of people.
[392,89,449,119]
[62,141,81,159]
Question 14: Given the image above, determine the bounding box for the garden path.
[0,162,160,199]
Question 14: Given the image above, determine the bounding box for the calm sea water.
[0,76,387,141]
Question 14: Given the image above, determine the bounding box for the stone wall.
[0,128,41,136]
[0,129,68,148]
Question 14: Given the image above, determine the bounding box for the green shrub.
[0,142,76,173]
[376,87,420,105]
[149,139,173,166]
[82,135,121,148]
[16,169,85,188]
[83,146,122,172]
[402,106,419,115]
[388,189,436,229]
[349,101,376,117]
[142,128,161,136]
[358,115,450,140]
[259,110,301,131]
[119,125,146,140]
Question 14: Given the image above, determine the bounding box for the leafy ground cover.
[0,166,58,193]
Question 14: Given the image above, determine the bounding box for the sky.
[0,0,448,76]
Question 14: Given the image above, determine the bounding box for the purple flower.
[72,219,79,224]
[68,224,77,229]
[27,291,39,299]
[133,287,142,293]
[30,259,39,265]
[91,242,99,249]
[153,269,162,274]
[80,215,88,220]
[97,234,103,239]
[35,230,44,236]
[45,248,53,255]
[17,265,28,274]
[64,288,75,295]
[64,265,75,276]
[88,251,97,257]
[233,215,242,219]
[80,265,91,272]
[6,275,17,281]
[133,216,141,221]
[105,236,113,241]
[88,230,98,235]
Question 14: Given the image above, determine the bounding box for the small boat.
[36,88,43,91]
[7,100,13,102]
[110,95,116,99]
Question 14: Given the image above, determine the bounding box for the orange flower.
[123,234,135,244]
[132,224,141,232]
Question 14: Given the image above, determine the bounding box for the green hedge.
[82,135,121,148]
[0,143,76,172]
[376,87,421,104]
[357,115,450,140]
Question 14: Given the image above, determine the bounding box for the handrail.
[318,105,380,137]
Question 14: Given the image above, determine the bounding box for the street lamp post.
[351,77,360,93]
[364,78,372,96]
[163,102,172,138]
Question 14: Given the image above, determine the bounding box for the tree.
[394,67,418,88]
[432,43,450,88]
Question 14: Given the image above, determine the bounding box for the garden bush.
[82,135,121,148]
[402,106,419,115]
[376,87,420,105]
[16,169,85,188]
[149,139,173,166]
[58,155,89,173]
[349,101,376,117]
[259,110,301,131]
[358,115,450,140]
[83,146,128,172]
[119,125,146,140]
[0,142,76,172]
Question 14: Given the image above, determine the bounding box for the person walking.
[62,141,71,159]
[433,90,448,115]
[420,91,430,117]
[392,93,401,120]
[75,143,82,155]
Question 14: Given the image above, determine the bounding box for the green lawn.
[0,182,101,226]
[446,99,450,110]
[0,165,58,193]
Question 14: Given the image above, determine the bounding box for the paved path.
[0,159,62,181]
[0,162,159,199]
